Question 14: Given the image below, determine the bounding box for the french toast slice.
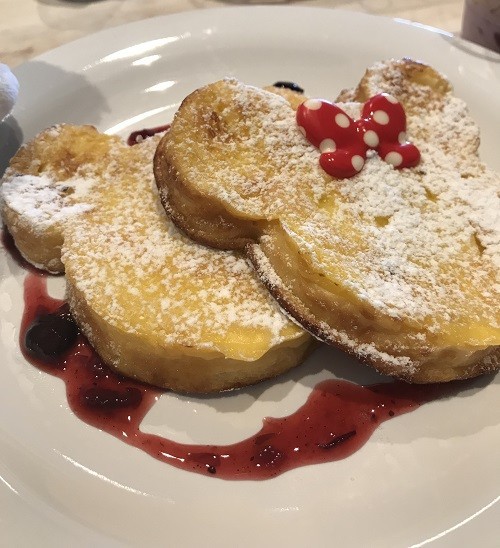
[1,125,113,273]
[1,124,312,393]
[154,59,500,383]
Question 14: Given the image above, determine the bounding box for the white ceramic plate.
[1,7,499,547]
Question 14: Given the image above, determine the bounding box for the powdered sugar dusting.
[170,79,331,219]
[250,242,416,372]
[1,173,93,228]
[167,69,499,368]
[61,133,301,358]
[283,91,499,335]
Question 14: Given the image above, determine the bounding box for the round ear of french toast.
[1,124,312,393]
[1,125,119,273]
[154,60,500,383]
[153,82,308,251]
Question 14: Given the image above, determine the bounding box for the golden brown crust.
[246,243,500,383]
[1,125,112,272]
[154,134,261,250]
[155,60,500,383]
[1,124,313,393]
[337,58,452,109]
[66,277,313,393]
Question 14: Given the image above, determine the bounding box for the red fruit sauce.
[3,125,457,481]
[127,124,171,146]
[18,270,450,481]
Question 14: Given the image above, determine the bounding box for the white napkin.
[0,63,19,120]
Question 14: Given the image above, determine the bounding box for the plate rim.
[2,6,500,546]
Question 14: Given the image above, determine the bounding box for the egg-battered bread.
[1,125,312,392]
[154,59,500,383]
[1,125,104,273]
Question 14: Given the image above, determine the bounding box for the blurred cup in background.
[462,0,500,53]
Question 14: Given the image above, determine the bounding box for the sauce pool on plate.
[3,124,457,480]
[20,270,443,480]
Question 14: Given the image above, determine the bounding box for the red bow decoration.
[296,93,420,179]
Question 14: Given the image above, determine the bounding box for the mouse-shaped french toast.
[154,59,500,383]
[1,124,312,392]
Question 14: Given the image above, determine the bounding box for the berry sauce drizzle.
[19,271,450,481]
[127,124,171,146]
